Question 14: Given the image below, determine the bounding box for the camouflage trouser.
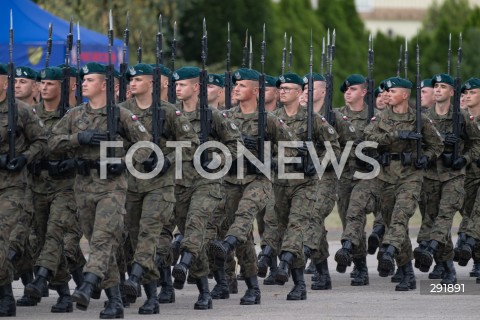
[337,176,354,230]
[63,221,86,272]
[33,190,77,283]
[259,194,280,255]
[125,186,175,283]
[75,190,125,289]
[0,187,25,286]
[305,176,337,264]
[159,215,176,267]
[273,180,318,269]
[223,177,272,277]
[175,183,222,278]
[464,176,480,249]
[419,176,464,261]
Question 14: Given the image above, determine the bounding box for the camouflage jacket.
[120,98,199,192]
[0,98,47,190]
[462,113,480,179]
[364,106,444,184]
[48,102,151,193]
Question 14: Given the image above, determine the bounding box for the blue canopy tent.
[0,0,124,70]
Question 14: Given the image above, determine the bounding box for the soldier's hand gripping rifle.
[324,29,336,127]
[106,10,119,160]
[152,14,165,147]
[45,23,53,67]
[225,23,232,110]
[7,10,17,166]
[415,41,423,162]
[118,12,130,103]
[59,19,73,117]
[76,22,83,103]
[257,24,267,170]
[199,18,212,167]
[167,21,177,104]
[366,34,375,123]
[452,33,463,163]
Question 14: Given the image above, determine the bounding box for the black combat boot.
[378,245,396,277]
[286,268,307,301]
[453,232,466,262]
[368,225,385,255]
[428,257,445,279]
[413,240,428,269]
[118,272,129,308]
[257,245,274,278]
[193,277,212,310]
[351,257,369,286]
[210,236,238,262]
[440,260,457,285]
[228,275,238,293]
[0,282,16,317]
[71,272,99,311]
[100,285,124,319]
[263,258,279,285]
[391,267,403,283]
[25,266,51,299]
[138,281,159,314]
[171,233,184,264]
[70,265,84,289]
[395,261,416,291]
[16,271,40,307]
[305,260,316,275]
[240,276,261,305]
[416,240,438,273]
[123,262,144,302]
[334,240,353,273]
[458,236,476,266]
[276,251,295,285]
[172,251,194,290]
[470,258,480,277]
[311,259,332,290]
[210,266,230,299]
[158,266,175,304]
[51,283,73,313]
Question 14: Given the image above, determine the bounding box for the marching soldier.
[14,66,38,106]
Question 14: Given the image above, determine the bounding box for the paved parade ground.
[11,228,479,320]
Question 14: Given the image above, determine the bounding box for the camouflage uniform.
[119,98,198,284]
[48,102,151,289]
[0,98,47,295]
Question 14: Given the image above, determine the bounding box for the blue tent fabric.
[0,0,124,70]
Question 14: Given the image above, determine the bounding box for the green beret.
[114,69,121,79]
[303,73,326,84]
[15,66,37,80]
[340,74,366,93]
[172,66,200,81]
[420,78,433,88]
[208,73,224,87]
[374,86,383,98]
[39,67,63,81]
[381,77,413,91]
[276,73,303,88]
[461,78,480,93]
[80,62,107,79]
[149,64,171,77]
[232,68,260,83]
[431,73,454,87]
[56,64,78,77]
[0,64,7,75]
[126,63,154,81]
[263,75,277,87]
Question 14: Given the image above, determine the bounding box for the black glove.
[143,153,158,172]
[444,133,459,146]
[242,134,257,151]
[7,154,28,172]
[58,159,77,174]
[452,156,467,170]
[397,130,422,141]
[78,130,108,146]
[415,155,429,169]
[107,162,126,176]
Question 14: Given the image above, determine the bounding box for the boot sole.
[171,267,187,290]
[457,248,472,266]
[367,234,380,255]
[122,280,139,301]
[210,242,227,261]
[378,258,395,277]
[395,282,416,291]
[257,263,268,278]
[334,251,351,274]
[194,300,213,310]
[286,292,307,300]
[351,278,369,286]
[99,310,124,319]
[138,305,159,314]
[275,271,288,285]
[51,304,73,313]
[72,291,90,311]
[240,298,261,305]
[415,251,434,273]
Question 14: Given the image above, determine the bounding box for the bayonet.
[225,22,232,109]
[281,32,286,75]
[404,38,408,78]
[106,9,118,159]
[242,29,248,68]
[59,18,73,117]
[320,37,325,75]
[397,44,402,77]
[288,35,292,71]
[76,21,82,102]
[168,21,177,103]
[45,23,53,67]
[118,12,130,103]
[249,36,253,70]
[366,33,375,123]
[151,13,166,149]
[137,31,143,63]
[199,17,211,166]
[447,33,452,75]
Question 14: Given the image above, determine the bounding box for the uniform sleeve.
[212,110,243,163]
[266,113,298,158]
[48,108,79,155]
[314,115,341,159]
[119,107,152,163]
[19,105,48,163]
[462,114,480,164]
[165,105,199,165]
[421,114,444,160]
[334,110,357,144]
[364,117,395,146]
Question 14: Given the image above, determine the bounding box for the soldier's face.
[278,84,301,105]
[82,74,105,99]
[233,80,257,102]
[386,88,408,106]
[303,81,326,103]
[265,87,278,105]
[0,75,7,97]
[207,84,223,104]
[344,84,366,105]
[464,89,480,109]
[175,79,199,101]
[40,80,61,101]
[376,92,386,109]
[129,75,152,96]
[433,83,454,104]
[421,87,435,108]
[14,78,36,99]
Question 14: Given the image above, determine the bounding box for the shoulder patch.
[470,115,475,121]
[342,115,348,121]
[349,125,356,133]
[137,124,146,132]
[32,107,37,114]
[131,114,138,121]
[182,124,191,132]
[370,116,376,122]
[230,122,237,130]
[38,120,44,127]
[328,127,335,135]
[321,117,326,122]
[279,118,285,125]
[222,112,228,118]
[175,110,182,116]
